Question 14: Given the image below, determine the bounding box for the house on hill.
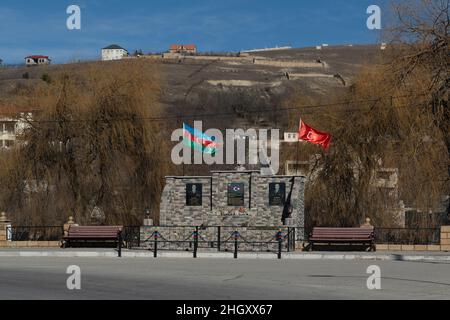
[25,55,51,66]
[169,44,197,55]
[101,44,129,61]
[0,106,33,150]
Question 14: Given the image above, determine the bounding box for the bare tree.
[284,66,448,228]
[387,0,449,214]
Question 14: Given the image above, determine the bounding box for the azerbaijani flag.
[183,123,218,155]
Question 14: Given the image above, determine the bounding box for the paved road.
[0,257,449,299]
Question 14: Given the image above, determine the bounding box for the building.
[101,44,129,61]
[0,106,32,150]
[285,155,408,226]
[285,160,313,177]
[283,132,300,143]
[159,170,305,234]
[25,55,51,66]
[169,44,197,55]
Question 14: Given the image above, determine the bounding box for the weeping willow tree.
[283,65,448,228]
[282,0,449,227]
[0,60,171,225]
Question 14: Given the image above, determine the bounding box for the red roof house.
[169,44,197,54]
[25,55,51,66]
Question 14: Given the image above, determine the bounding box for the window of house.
[4,140,14,148]
[376,171,392,180]
[269,182,286,206]
[186,183,202,206]
[227,183,244,206]
[4,122,14,134]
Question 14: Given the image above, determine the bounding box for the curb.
[1,250,450,261]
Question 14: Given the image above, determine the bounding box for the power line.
[17,92,429,124]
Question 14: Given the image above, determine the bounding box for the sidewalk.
[1,248,450,261]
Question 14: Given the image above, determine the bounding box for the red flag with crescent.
[298,119,332,150]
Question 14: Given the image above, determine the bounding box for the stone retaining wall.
[0,241,61,248]
[375,244,443,251]
[441,226,450,251]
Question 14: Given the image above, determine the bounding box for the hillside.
[159,44,383,106]
[0,44,382,102]
[0,44,385,141]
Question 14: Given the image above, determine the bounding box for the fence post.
[217,226,221,252]
[293,228,296,251]
[277,229,282,259]
[118,230,122,258]
[154,230,158,258]
[287,227,291,252]
[234,231,239,259]
[193,226,198,258]
[137,226,141,248]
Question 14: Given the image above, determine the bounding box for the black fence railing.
[7,226,64,241]
[122,226,141,248]
[373,227,441,245]
[135,226,300,258]
[133,226,304,254]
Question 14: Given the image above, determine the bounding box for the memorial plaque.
[269,183,286,206]
[186,183,202,206]
[227,183,244,206]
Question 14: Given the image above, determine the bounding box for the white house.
[25,55,51,66]
[0,106,32,150]
[101,44,129,61]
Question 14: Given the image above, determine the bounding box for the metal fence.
[122,226,141,248]
[126,226,302,258]
[6,226,64,241]
[373,227,441,245]
[4,225,442,247]
[124,226,304,254]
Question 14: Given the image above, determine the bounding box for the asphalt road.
[0,257,449,300]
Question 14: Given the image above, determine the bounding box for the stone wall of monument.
[159,171,305,234]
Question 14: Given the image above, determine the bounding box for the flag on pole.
[298,119,332,150]
[183,123,217,154]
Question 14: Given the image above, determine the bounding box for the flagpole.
[295,118,301,175]
[182,123,185,176]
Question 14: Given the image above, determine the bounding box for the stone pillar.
[143,218,153,226]
[63,216,78,236]
[361,217,374,228]
[441,226,450,251]
[284,218,294,227]
[0,212,12,241]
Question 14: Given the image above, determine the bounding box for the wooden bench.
[308,227,375,251]
[63,226,123,249]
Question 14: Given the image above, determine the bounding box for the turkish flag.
[298,120,332,150]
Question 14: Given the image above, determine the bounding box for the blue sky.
[0,0,387,64]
